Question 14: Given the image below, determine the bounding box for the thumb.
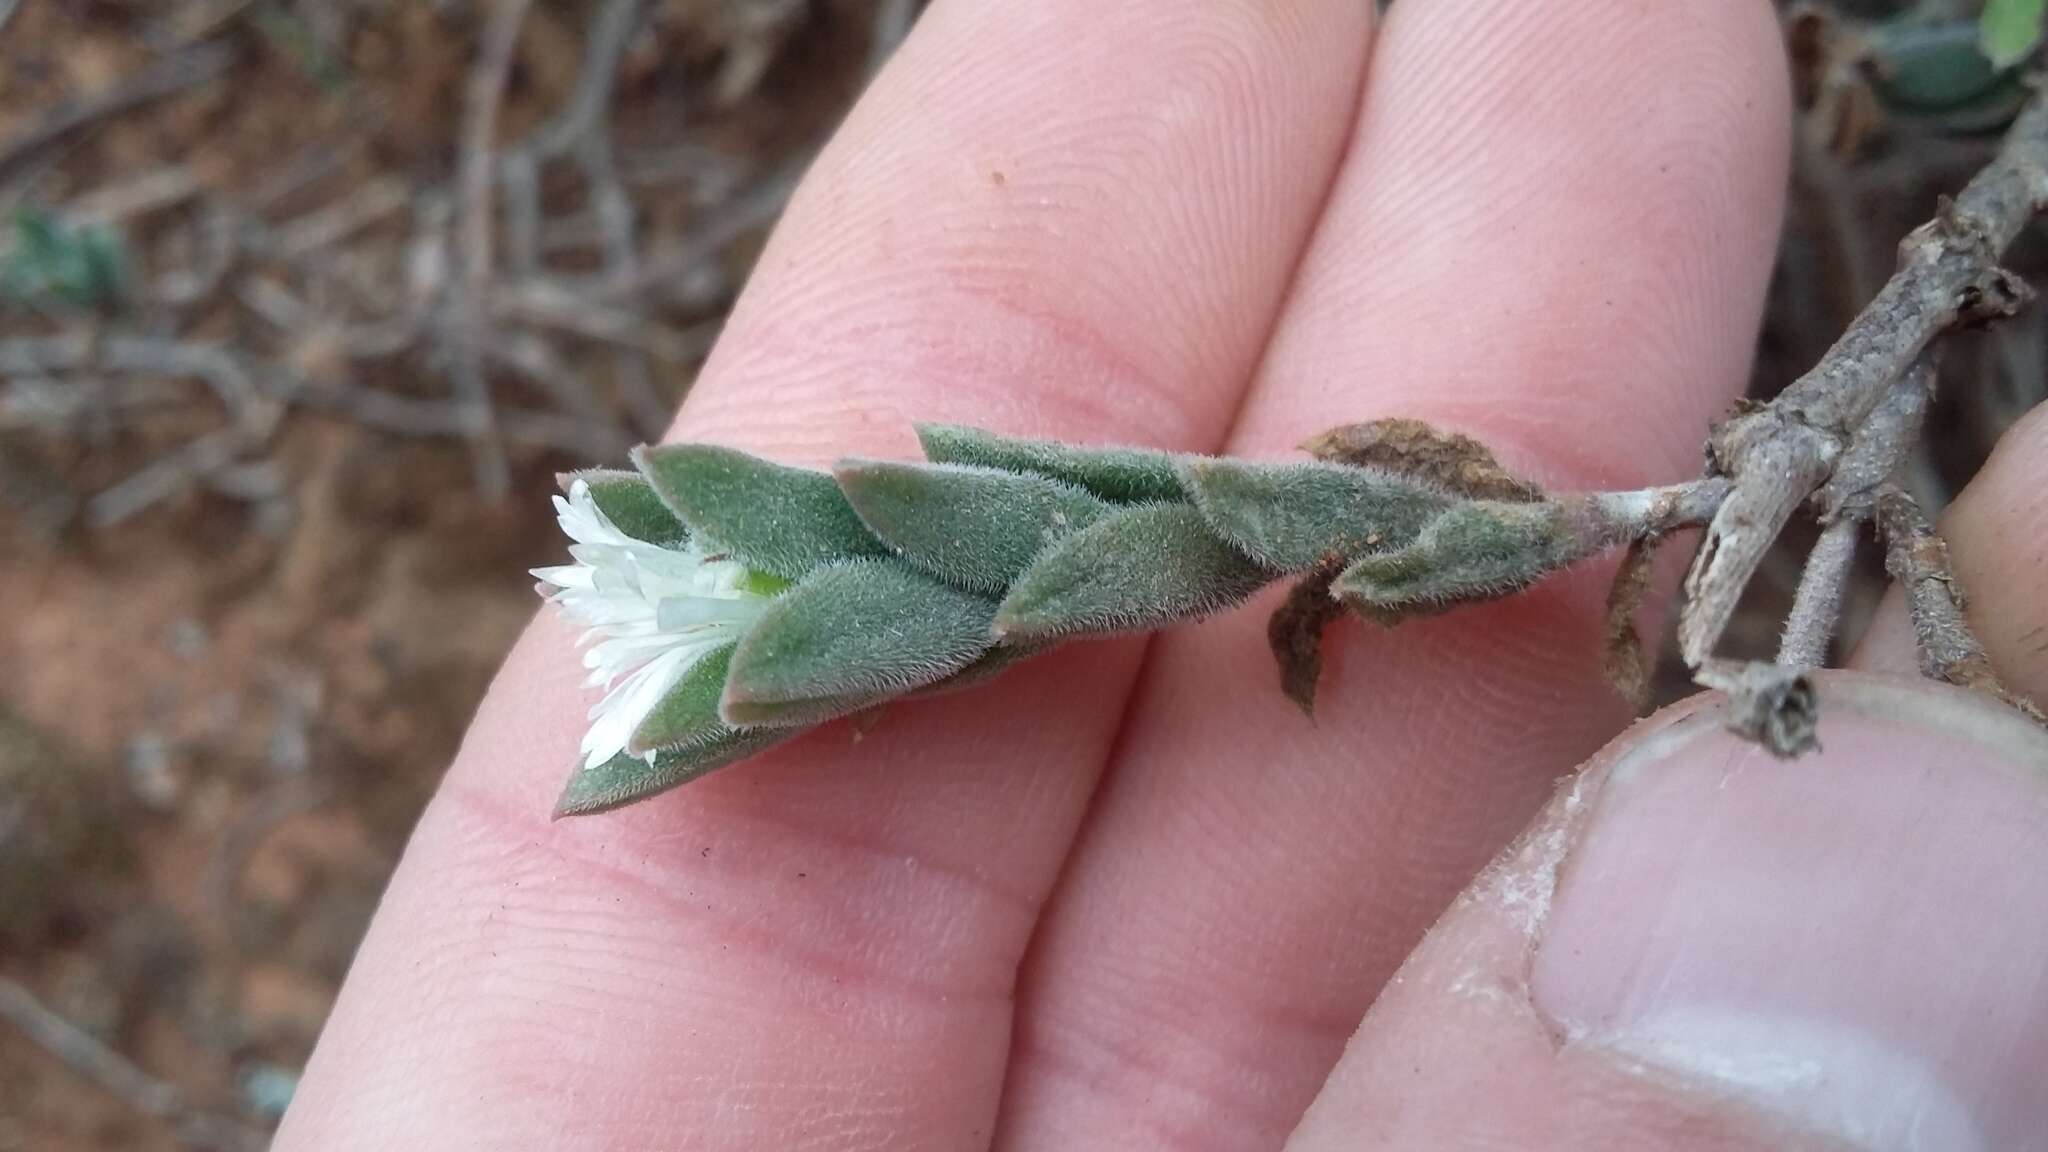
[1287,672,2048,1152]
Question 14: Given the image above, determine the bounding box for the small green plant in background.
[1981,0,2045,69]
[0,209,126,310]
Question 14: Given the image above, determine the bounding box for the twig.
[88,426,254,525]
[103,338,269,429]
[493,280,720,361]
[63,165,203,228]
[1816,350,1938,520]
[487,327,614,427]
[611,159,805,303]
[0,42,235,183]
[0,977,265,1151]
[265,175,411,259]
[0,335,279,523]
[494,0,668,438]
[520,0,643,167]
[146,0,264,48]
[1778,348,1940,669]
[0,336,268,427]
[1680,92,2048,671]
[278,373,629,459]
[1,375,184,431]
[447,0,532,498]
[1698,659,1820,757]
[1777,518,1859,669]
[204,776,330,950]
[1589,478,1730,538]
[0,976,181,1117]
[1875,486,2040,717]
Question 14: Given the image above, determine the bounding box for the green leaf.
[2,210,125,309]
[910,639,1051,699]
[554,727,799,817]
[717,691,884,729]
[1177,458,1449,572]
[1982,0,2045,70]
[627,642,739,756]
[633,444,886,580]
[721,559,998,725]
[1333,500,1587,610]
[1868,21,2004,109]
[915,423,1186,503]
[835,458,1114,592]
[994,504,1273,640]
[564,468,690,547]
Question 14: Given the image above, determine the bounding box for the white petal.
[536,479,782,772]
[579,645,698,770]
[531,564,593,589]
[657,595,766,632]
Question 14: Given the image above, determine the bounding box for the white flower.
[533,479,772,772]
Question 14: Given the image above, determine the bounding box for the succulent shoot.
[534,421,1713,817]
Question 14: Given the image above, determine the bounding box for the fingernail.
[1532,674,2048,1152]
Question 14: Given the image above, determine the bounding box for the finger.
[1288,673,2048,1152]
[998,0,1790,1145]
[1851,401,2048,707]
[278,2,1372,1147]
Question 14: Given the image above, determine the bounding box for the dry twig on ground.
[0,977,265,1152]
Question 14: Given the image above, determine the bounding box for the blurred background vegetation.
[0,1,2041,1147]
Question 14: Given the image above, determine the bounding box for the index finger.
[277,1,1374,1148]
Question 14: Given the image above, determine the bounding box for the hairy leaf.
[836,459,1114,592]
[555,727,799,818]
[565,468,689,547]
[1334,500,1588,609]
[721,691,886,729]
[627,642,739,756]
[916,423,1185,503]
[634,444,885,580]
[722,559,998,725]
[911,639,1052,699]
[1178,458,1448,572]
[995,504,1272,640]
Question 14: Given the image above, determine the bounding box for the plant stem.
[1778,517,1859,669]
[1876,486,2041,718]
[1680,92,2048,671]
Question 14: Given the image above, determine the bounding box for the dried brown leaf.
[1267,558,1348,719]
[1601,536,1662,713]
[1301,418,1543,502]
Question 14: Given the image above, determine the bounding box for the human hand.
[273,0,2048,1147]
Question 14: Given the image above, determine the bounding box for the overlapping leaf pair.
[551,421,1630,816]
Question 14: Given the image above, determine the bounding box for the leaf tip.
[986,609,1028,643]
[550,767,615,820]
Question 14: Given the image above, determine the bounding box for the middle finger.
[997,2,1792,1147]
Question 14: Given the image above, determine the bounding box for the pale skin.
[276,1,2048,1148]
